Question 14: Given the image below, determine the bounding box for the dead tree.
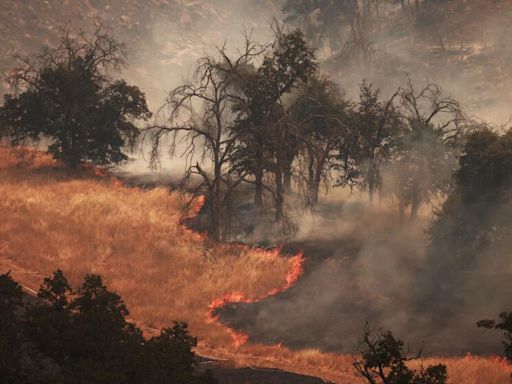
[396,80,466,220]
[146,39,265,241]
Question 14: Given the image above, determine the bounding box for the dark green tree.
[0,272,25,382]
[139,322,206,384]
[25,270,73,366]
[394,81,465,220]
[20,270,213,384]
[69,274,143,383]
[292,74,351,206]
[0,26,151,168]
[428,128,512,269]
[231,26,317,219]
[339,82,402,205]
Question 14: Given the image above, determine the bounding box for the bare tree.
[395,80,466,219]
[146,39,265,241]
[344,82,402,206]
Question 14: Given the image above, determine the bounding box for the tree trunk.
[399,197,406,222]
[283,166,292,193]
[211,157,222,241]
[275,167,284,222]
[254,146,264,209]
[410,192,421,221]
[254,165,263,210]
[283,154,294,193]
[311,157,325,206]
[311,175,321,206]
[210,193,222,242]
[367,160,377,207]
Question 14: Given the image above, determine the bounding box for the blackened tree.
[394,81,465,220]
[340,82,402,205]
[353,324,447,384]
[478,312,512,362]
[0,26,151,168]
[293,74,352,207]
[231,26,317,221]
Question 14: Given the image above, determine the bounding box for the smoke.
[316,1,512,126]
[4,0,512,357]
[217,189,505,355]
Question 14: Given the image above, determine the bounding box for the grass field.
[0,146,510,383]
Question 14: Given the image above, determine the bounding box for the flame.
[112,178,124,187]
[207,251,305,347]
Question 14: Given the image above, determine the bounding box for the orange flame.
[207,251,305,347]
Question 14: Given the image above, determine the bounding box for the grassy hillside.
[0,146,511,383]
[0,147,296,346]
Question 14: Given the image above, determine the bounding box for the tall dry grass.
[0,146,510,383]
[0,147,293,347]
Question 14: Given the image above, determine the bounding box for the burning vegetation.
[3,2,512,383]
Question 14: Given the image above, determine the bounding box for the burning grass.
[0,146,510,383]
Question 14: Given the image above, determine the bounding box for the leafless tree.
[395,80,467,219]
[145,38,266,241]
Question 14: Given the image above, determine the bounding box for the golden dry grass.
[0,147,293,347]
[0,146,510,384]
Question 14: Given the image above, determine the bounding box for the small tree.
[353,324,447,384]
[293,74,351,207]
[394,81,465,220]
[0,26,151,168]
[340,82,402,206]
[140,322,203,384]
[231,26,317,215]
[146,36,266,241]
[478,312,512,362]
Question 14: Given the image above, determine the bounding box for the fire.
[112,178,124,188]
[207,251,305,347]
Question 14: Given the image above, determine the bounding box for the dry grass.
[0,146,510,383]
[0,147,293,347]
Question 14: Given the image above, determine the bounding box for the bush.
[353,324,447,384]
[0,270,213,384]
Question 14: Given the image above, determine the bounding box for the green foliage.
[428,128,512,267]
[139,323,203,384]
[456,130,512,202]
[0,272,25,382]
[339,82,403,197]
[0,270,212,384]
[230,26,317,218]
[354,324,447,384]
[0,27,151,167]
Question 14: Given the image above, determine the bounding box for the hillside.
[0,147,511,383]
[0,0,278,107]
[3,1,512,382]
[2,0,512,119]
